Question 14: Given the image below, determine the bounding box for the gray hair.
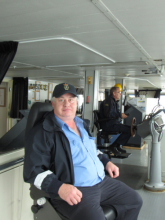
[51,97,56,103]
[110,87,119,95]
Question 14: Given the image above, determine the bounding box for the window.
[159,95,165,107]
[128,94,135,98]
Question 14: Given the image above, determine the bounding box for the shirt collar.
[55,115,65,129]
[54,115,83,129]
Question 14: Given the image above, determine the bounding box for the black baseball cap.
[53,83,77,98]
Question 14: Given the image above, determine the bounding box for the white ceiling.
[1,0,165,90]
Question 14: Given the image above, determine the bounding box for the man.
[24,83,142,220]
[99,86,131,155]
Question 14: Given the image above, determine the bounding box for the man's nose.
[63,99,70,105]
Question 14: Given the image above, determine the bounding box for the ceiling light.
[46,63,111,68]
[20,37,115,63]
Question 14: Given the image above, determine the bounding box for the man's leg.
[50,176,142,220]
[100,176,143,220]
[103,123,131,154]
[113,124,131,146]
[107,124,131,154]
[50,184,106,220]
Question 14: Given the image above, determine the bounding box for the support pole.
[83,70,100,134]
[144,121,165,191]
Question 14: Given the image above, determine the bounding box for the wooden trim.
[32,91,35,99]
[48,92,52,100]
[48,83,53,93]
[35,91,40,101]
[48,83,53,100]
[123,142,146,150]
[0,88,6,107]
[35,81,41,91]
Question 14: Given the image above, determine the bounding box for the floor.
[112,145,165,220]
[137,188,165,220]
[112,145,148,167]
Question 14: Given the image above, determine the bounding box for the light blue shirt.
[55,115,105,187]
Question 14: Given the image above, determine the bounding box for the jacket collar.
[42,110,91,135]
[43,110,61,132]
[110,95,119,103]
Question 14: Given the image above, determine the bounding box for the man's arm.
[97,150,119,178]
[58,184,82,206]
[103,97,121,119]
[121,113,128,119]
[97,150,111,167]
[103,99,113,118]
[23,128,63,199]
[24,126,82,205]
[105,161,119,178]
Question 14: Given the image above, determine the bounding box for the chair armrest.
[96,117,115,123]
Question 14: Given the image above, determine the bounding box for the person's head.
[110,86,122,100]
[51,83,77,121]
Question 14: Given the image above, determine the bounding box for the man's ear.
[51,100,55,108]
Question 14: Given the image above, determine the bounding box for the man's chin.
[62,113,75,118]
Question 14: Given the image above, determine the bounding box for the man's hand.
[121,113,127,119]
[58,183,82,206]
[105,161,119,178]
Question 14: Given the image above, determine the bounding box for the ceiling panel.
[1,0,165,91]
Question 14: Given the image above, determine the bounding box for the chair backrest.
[93,110,101,130]
[25,102,53,139]
[25,102,57,211]
[93,110,120,136]
[99,100,105,119]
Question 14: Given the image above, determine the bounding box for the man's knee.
[133,191,143,210]
[114,124,130,133]
[137,193,143,209]
[71,204,105,220]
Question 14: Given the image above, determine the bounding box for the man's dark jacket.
[23,111,110,199]
[99,95,121,127]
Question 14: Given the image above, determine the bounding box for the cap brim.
[54,91,77,98]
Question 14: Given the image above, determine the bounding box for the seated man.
[99,86,131,155]
[24,83,142,220]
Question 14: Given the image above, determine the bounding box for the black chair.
[93,110,131,159]
[25,102,117,220]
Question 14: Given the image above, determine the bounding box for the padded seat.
[93,110,130,159]
[26,102,117,220]
[101,130,119,136]
[102,131,119,135]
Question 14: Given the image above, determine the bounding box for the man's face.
[113,87,122,100]
[52,93,77,121]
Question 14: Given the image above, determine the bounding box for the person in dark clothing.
[24,83,142,220]
[99,86,131,155]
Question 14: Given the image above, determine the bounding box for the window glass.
[128,94,135,98]
[159,95,165,107]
